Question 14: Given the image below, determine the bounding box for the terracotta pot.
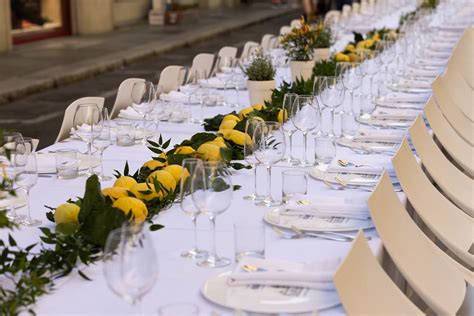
[314,48,331,61]
[247,80,275,105]
[289,60,315,81]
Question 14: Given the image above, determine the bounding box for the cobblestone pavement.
[0,12,299,149]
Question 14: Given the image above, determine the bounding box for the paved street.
[0,11,299,149]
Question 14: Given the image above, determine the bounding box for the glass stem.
[192,215,198,250]
[302,132,308,163]
[369,76,374,103]
[200,102,204,123]
[235,87,240,107]
[331,109,336,136]
[266,166,272,202]
[350,90,354,114]
[253,165,258,197]
[87,142,93,175]
[209,216,217,258]
[289,133,294,161]
[26,189,31,221]
[155,120,159,139]
[99,150,104,178]
[143,115,147,141]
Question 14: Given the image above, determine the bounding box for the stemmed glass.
[14,137,40,226]
[320,77,345,137]
[281,93,300,165]
[253,121,286,207]
[72,103,102,176]
[291,95,319,167]
[179,158,207,259]
[243,118,265,201]
[358,49,378,117]
[150,84,165,140]
[93,108,112,181]
[312,76,326,136]
[216,57,235,106]
[0,132,26,222]
[191,161,233,268]
[187,69,208,124]
[337,62,362,139]
[103,225,158,312]
[131,81,156,145]
[375,40,395,94]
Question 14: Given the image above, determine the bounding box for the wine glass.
[72,103,102,176]
[216,57,235,106]
[187,69,208,124]
[103,225,158,312]
[149,84,165,140]
[243,118,265,201]
[253,121,286,207]
[93,108,112,181]
[320,77,345,137]
[337,62,362,139]
[191,161,233,268]
[281,93,300,165]
[312,76,326,136]
[179,158,207,259]
[14,137,40,226]
[131,81,156,145]
[0,132,26,222]
[358,49,378,117]
[291,95,319,167]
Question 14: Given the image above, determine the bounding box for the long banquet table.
[2,3,470,315]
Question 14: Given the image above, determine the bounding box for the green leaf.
[56,223,78,236]
[78,270,92,281]
[79,205,127,247]
[78,175,105,224]
[150,224,164,231]
[233,185,242,191]
[8,234,17,247]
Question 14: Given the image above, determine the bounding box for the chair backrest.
[324,10,340,25]
[290,19,301,29]
[240,41,260,60]
[334,231,423,316]
[110,78,145,119]
[442,68,473,122]
[342,4,351,18]
[368,171,467,315]
[279,25,291,35]
[409,115,473,216]
[392,138,473,266]
[260,34,275,51]
[55,97,105,143]
[449,28,474,88]
[351,2,360,14]
[268,36,278,49]
[188,53,215,82]
[218,46,238,59]
[432,76,474,146]
[157,65,183,93]
[424,96,474,176]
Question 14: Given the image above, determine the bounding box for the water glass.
[314,136,336,165]
[116,121,135,146]
[158,303,199,316]
[55,150,79,179]
[131,81,156,145]
[282,170,308,203]
[281,93,300,165]
[234,222,265,262]
[291,95,319,167]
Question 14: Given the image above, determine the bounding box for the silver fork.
[272,226,351,242]
[292,225,370,241]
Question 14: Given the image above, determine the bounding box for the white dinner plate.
[357,115,414,129]
[375,98,425,110]
[36,153,100,174]
[390,84,432,94]
[0,190,27,210]
[337,137,399,154]
[309,164,384,187]
[264,207,374,232]
[202,271,340,314]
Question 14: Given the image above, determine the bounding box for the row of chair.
[333,27,473,315]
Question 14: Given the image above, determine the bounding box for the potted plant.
[244,55,276,105]
[280,16,318,81]
[313,21,333,61]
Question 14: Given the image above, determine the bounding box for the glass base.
[181,248,208,259]
[255,199,283,207]
[98,175,114,181]
[197,255,231,268]
[297,160,315,168]
[284,157,301,166]
[243,193,265,201]
[21,218,42,227]
[7,213,26,223]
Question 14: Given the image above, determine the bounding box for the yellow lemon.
[130,182,161,201]
[102,187,129,201]
[345,44,355,52]
[252,103,266,110]
[197,143,222,161]
[207,140,227,149]
[348,53,359,62]
[54,203,80,225]
[174,146,195,155]
[112,197,148,224]
[372,33,380,41]
[162,165,189,183]
[217,129,233,138]
[278,109,288,123]
[335,53,350,62]
[146,170,177,194]
[226,130,251,146]
[364,39,375,48]
[356,40,366,50]
[238,107,255,119]
[213,136,225,144]
[113,176,137,190]
[142,159,166,171]
[219,119,237,130]
[222,114,240,122]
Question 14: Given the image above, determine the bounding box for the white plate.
[309,164,383,187]
[357,115,414,129]
[0,190,27,210]
[337,137,400,154]
[390,85,432,94]
[202,271,340,314]
[375,98,424,109]
[37,153,100,174]
[264,207,374,232]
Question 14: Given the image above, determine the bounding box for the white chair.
[240,41,260,60]
[110,78,145,119]
[290,19,301,29]
[334,231,423,316]
[157,65,183,93]
[218,46,238,59]
[55,97,104,143]
[432,76,474,146]
[188,53,215,82]
[441,69,473,122]
[324,10,340,25]
[351,2,360,15]
[260,34,276,51]
[409,115,473,216]
[341,4,351,18]
[279,25,291,36]
[268,36,278,49]
[424,97,474,177]
[392,138,474,267]
[448,28,474,88]
[368,171,468,315]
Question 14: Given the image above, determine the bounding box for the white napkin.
[406,68,441,78]
[353,130,406,143]
[380,92,430,103]
[282,194,371,220]
[118,107,143,120]
[327,157,396,178]
[161,90,198,104]
[36,153,57,173]
[414,58,448,67]
[370,110,419,121]
[429,42,454,52]
[396,79,432,89]
[228,257,340,290]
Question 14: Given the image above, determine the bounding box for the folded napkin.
[424,50,451,59]
[161,90,198,104]
[353,130,406,143]
[327,157,396,178]
[282,194,371,220]
[430,42,454,52]
[414,58,448,67]
[380,92,430,103]
[370,111,419,121]
[406,68,441,78]
[118,107,143,120]
[228,257,340,290]
[396,79,432,89]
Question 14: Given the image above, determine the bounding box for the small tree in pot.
[313,21,333,61]
[244,55,276,106]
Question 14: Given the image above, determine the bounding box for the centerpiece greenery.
[244,55,276,105]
